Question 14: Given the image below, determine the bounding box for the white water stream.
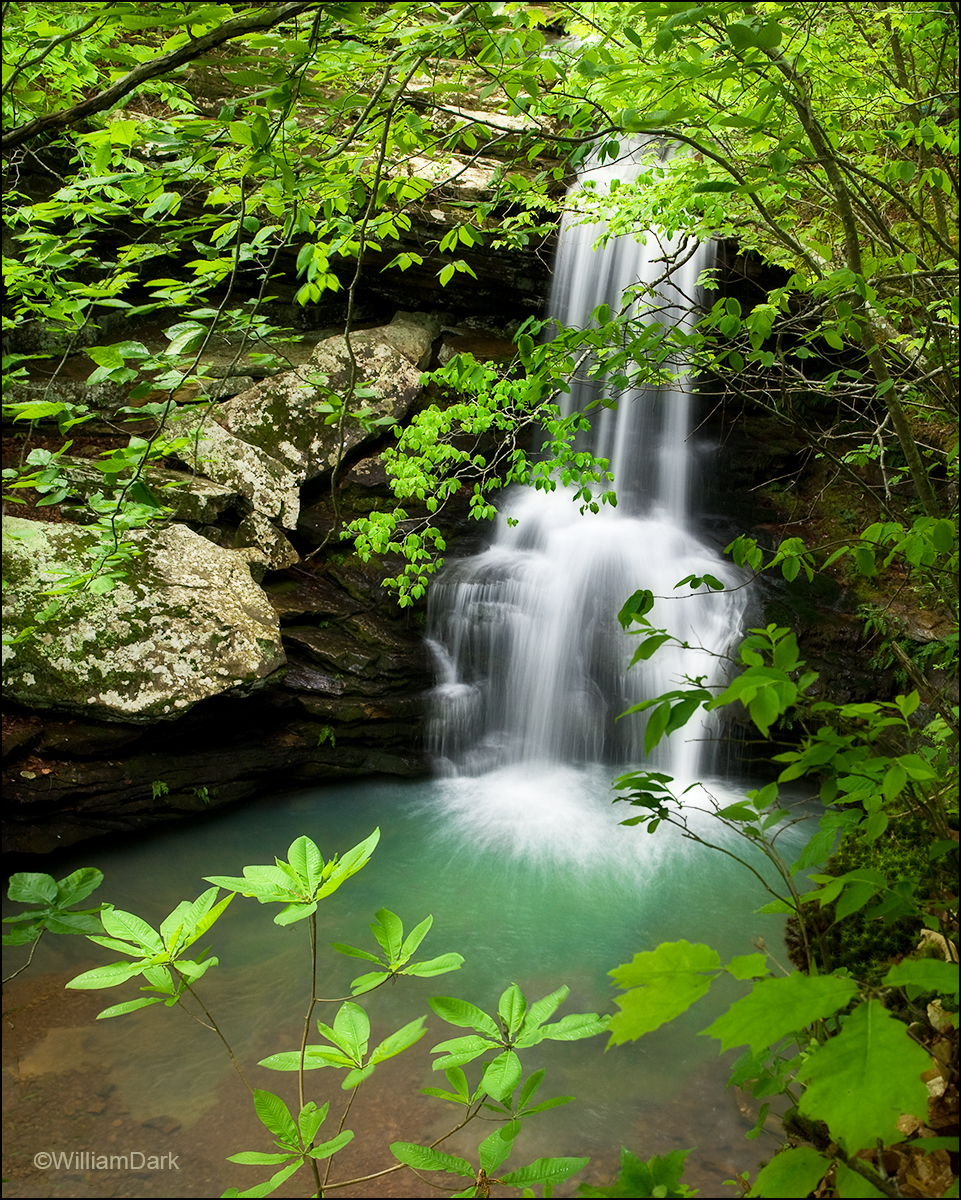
[428,151,747,818]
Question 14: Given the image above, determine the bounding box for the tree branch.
[2,2,319,151]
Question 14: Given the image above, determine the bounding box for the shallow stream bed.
[3,771,810,1197]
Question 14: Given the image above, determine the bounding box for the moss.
[786,816,958,985]
[3,516,284,722]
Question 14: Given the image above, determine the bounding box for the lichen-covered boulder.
[214,318,428,481]
[169,413,302,528]
[2,517,285,723]
[167,314,431,530]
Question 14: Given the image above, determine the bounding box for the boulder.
[2,517,285,724]
[234,511,300,576]
[213,322,426,480]
[56,456,248,525]
[167,314,430,530]
[169,411,303,528]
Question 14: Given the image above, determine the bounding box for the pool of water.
[3,769,813,1196]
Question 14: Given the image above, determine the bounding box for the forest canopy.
[3,3,957,576]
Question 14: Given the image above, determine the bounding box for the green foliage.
[389,1134,590,1199]
[204,831,380,925]
[609,547,957,1195]
[347,337,617,604]
[12,828,618,1198]
[578,1147,695,1198]
[259,1002,428,1090]
[223,1093,353,1199]
[330,907,464,995]
[795,1000,930,1154]
[65,887,234,1017]
[4,0,956,610]
[426,983,608,1103]
[3,3,958,1194]
[2,868,104,951]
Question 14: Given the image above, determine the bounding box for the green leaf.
[369,1016,427,1064]
[164,321,206,356]
[330,942,383,964]
[371,908,404,961]
[273,900,317,926]
[331,1001,370,1060]
[402,952,464,977]
[7,872,58,905]
[55,868,104,907]
[349,970,391,995]
[287,836,323,893]
[702,972,858,1054]
[66,961,145,989]
[481,1049,522,1101]
[400,913,433,960]
[748,686,781,736]
[429,996,499,1037]
[834,1161,887,1197]
[798,1000,931,1152]
[578,1146,693,1197]
[630,633,672,664]
[499,1156,589,1186]
[884,959,960,1003]
[430,1034,498,1069]
[389,1143,473,1176]
[315,828,380,900]
[228,1151,297,1166]
[609,941,721,1044]
[259,1047,354,1071]
[618,589,655,629]
[520,984,570,1037]
[96,997,164,1019]
[527,1011,608,1044]
[479,1122,519,1173]
[498,983,528,1037]
[342,1064,376,1089]
[252,1090,298,1147]
[308,1130,354,1158]
[747,1146,827,1197]
[222,1158,302,1197]
[298,1100,327,1147]
[725,953,768,981]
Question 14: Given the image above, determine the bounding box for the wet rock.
[437,330,518,365]
[282,626,381,676]
[2,517,285,724]
[56,457,248,526]
[214,325,426,481]
[281,657,348,694]
[199,374,255,400]
[263,574,361,621]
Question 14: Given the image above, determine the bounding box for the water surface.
[5,771,811,1195]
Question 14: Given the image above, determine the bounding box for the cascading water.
[4,171,791,1181]
[426,150,747,838]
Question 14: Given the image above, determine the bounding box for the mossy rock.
[2,517,285,723]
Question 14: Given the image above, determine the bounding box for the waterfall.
[426,151,746,814]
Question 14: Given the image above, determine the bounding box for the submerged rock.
[2,517,285,723]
